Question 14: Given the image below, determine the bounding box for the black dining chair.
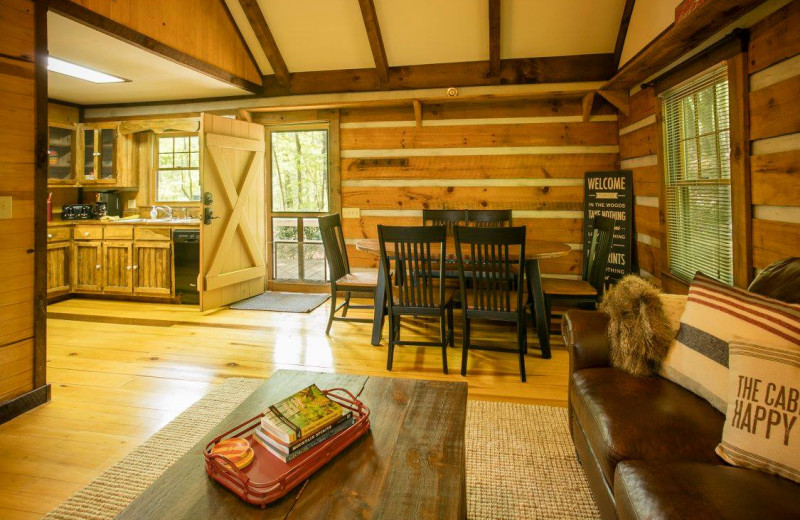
[377,225,454,374]
[541,215,616,333]
[319,213,381,335]
[422,209,467,236]
[454,225,528,382]
[466,209,513,227]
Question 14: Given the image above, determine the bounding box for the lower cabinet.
[133,241,172,296]
[72,241,103,292]
[103,241,133,293]
[47,241,71,297]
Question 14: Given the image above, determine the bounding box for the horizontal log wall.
[748,1,800,272]
[338,98,620,279]
[620,0,800,291]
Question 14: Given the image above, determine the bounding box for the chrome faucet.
[150,205,173,219]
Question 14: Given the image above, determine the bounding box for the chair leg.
[461,316,470,376]
[326,288,337,335]
[447,303,454,347]
[387,313,395,371]
[342,291,351,317]
[440,311,448,375]
[545,295,553,336]
[393,314,401,341]
[517,317,527,383]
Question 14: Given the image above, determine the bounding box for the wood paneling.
[752,218,800,268]
[620,124,657,159]
[59,0,261,86]
[749,74,800,140]
[751,149,800,205]
[619,87,656,128]
[748,1,800,73]
[632,165,660,197]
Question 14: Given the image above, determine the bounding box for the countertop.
[48,219,201,228]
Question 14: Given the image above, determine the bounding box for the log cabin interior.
[1,0,800,518]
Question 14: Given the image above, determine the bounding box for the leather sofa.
[563,308,800,519]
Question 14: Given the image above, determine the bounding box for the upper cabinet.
[47,123,77,186]
[80,123,118,185]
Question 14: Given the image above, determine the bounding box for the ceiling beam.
[488,0,501,77]
[613,0,636,68]
[603,0,769,90]
[48,0,262,94]
[357,0,390,85]
[597,89,629,115]
[237,0,290,88]
[582,92,595,122]
[262,54,615,96]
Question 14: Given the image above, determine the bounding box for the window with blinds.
[661,64,733,285]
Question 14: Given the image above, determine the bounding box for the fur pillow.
[599,275,672,377]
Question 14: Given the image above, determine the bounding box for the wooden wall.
[336,98,620,279]
[620,0,800,290]
[0,0,47,417]
[62,0,261,86]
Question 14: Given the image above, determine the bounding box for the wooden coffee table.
[115,370,468,519]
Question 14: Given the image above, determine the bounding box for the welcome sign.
[583,170,635,286]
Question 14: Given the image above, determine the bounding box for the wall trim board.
[341,179,584,188]
[340,115,618,129]
[753,205,800,223]
[637,233,661,248]
[620,154,657,168]
[619,115,656,136]
[750,53,800,91]
[635,196,659,207]
[0,384,50,425]
[341,146,620,158]
[751,132,800,154]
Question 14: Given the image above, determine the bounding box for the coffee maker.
[96,191,122,217]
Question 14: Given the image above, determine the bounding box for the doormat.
[229,291,329,313]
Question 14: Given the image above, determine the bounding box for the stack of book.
[254,384,355,463]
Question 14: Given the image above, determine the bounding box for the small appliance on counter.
[96,191,122,217]
[61,204,94,220]
[93,201,108,219]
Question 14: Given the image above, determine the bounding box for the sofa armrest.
[562,310,611,374]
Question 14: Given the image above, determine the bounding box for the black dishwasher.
[173,229,199,305]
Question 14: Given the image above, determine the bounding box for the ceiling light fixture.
[47,57,127,84]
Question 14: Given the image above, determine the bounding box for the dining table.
[354,238,572,358]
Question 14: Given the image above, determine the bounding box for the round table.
[354,238,572,356]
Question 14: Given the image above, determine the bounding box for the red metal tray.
[203,388,370,508]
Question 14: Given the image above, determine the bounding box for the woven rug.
[229,291,329,313]
[43,378,599,520]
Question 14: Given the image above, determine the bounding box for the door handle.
[204,207,219,225]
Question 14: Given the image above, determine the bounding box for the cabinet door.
[133,241,172,296]
[48,125,76,185]
[47,242,71,296]
[80,125,118,184]
[103,242,133,293]
[72,241,103,292]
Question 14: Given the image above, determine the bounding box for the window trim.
[655,51,751,290]
[150,131,202,207]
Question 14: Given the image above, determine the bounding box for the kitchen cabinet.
[46,241,71,297]
[48,124,77,186]
[133,241,173,296]
[79,123,118,185]
[103,242,133,293]
[72,241,103,292]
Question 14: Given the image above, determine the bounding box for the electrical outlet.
[342,207,360,219]
[0,196,11,219]
[127,199,136,209]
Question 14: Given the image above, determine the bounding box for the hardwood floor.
[0,298,569,520]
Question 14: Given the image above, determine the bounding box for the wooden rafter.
[582,92,595,122]
[48,0,262,93]
[237,0,290,87]
[357,0,389,85]
[597,89,629,115]
[613,0,636,68]
[488,0,501,77]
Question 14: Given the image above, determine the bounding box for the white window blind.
[661,64,733,285]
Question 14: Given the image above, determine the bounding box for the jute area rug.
[229,292,330,313]
[43,378,599,520]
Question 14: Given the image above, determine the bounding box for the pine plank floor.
[0,298,570,520]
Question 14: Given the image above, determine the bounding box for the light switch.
[0,196,11,219]
[127,199,136,209]
[342,207,360,219]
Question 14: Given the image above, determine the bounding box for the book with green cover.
[261,384,343,443]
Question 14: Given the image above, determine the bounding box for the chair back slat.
[584,215,616,295]
[378,225,446,311]
[467,209,513,228]
[455,226,526,314]
[422,209,467,236]
[319,213,350,282]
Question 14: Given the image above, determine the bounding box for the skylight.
[47,57,127,84]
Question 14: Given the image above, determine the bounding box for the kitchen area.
[46,102,201,305]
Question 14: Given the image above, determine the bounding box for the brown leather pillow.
[748,258,800,304]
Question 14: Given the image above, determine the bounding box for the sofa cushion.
[615,461,800,520]
[748,257,800,304]
[570,367,724,485]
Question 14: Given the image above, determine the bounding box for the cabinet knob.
[84,232,90,237]
[47,233,53,239]
[133,265,138,270]
[127,265,132,271]
[95,264,101,270]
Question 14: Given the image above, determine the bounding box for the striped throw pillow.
[660,272,800,413]
[716,340,800,484]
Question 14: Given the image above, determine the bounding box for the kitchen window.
[661,64,733,285]
[155,134,201,203]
